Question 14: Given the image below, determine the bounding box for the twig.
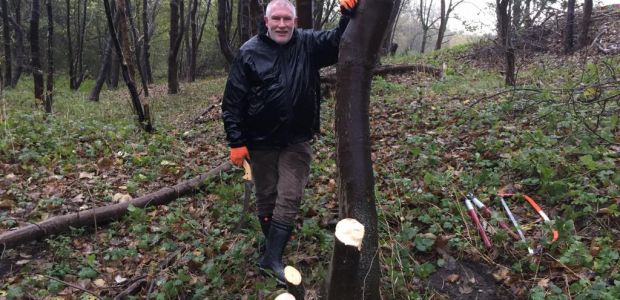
[42,275,102,299]
[114,276,147,300]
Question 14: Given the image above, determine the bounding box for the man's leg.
[259,142,312,283]
[249,149,279,242]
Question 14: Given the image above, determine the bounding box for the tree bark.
[44,0,53,114]
[0,162,232,250]
[66,0,76,90]
[1,0,11,88]
[76,0,87,87]
[30,0,44,109]
[496,0,515,86]
[123,0,149,97]
[334,0,394,297]
[216,0,235,65]
[381,0,402,55]
[103,0,152,131]
[325,219,365,299]
[10,0,23,87]
[109,49,120,89]
[89,3,118,102]
[168,0,184,94]
[418,0,437,53]
[188,0,198,81]
[297,0,313,29]
[564,0,575,54]
[142,0,153,84]
[117,0,136,81]
[578,0,592,49]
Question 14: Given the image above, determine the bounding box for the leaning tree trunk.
[216,0,235,65]
[333,0,394,298]
[168,0,184,94]
[564,0,575,54]
[30,0,44,109]
[1,0,11,88]
[297,0,313,29]
[44,0,53,114]
[103,0,152,132]
[578,0,592,49]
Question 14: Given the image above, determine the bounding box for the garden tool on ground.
[499,195,534,255]
[464,196,493,249]
[498,193,559,243]
[466,193,521,241]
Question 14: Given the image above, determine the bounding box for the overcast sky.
[448,0,620,34]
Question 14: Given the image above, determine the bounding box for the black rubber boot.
[258,220,293,284]
[257,215,272,254]
[258,215,271,238]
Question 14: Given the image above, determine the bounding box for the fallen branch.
[42,275,102,300]
[320,63,443,85]
[0,161,233,250]
[113,277,146,300]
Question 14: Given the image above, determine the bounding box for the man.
[221,0,359,283]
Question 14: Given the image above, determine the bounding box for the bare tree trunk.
[90,2,119,101]
[188,0,198,81]
[496,0,515,86]
[117,0,136,81]
[578,0,592,49]
[66,0,76,90]
[142,0,153,83]
[512,0,522,31]
[333,0,394,298]
[418,0,437,53]
[109,50,120,88]
[325,219,364,299]
[563,0,575,54]
[123,0,149,97]
[217,0,235,65]
[297,0,313,29]
[77,0,87,86]
[11,0,23,87]
[103,0,152,132]
[381,0,402,55]
[44,0,53,114]
[30,0,44,109]
[168,0,184,94]
[1,0,11,88]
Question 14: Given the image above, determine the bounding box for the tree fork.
[0,162,232,250]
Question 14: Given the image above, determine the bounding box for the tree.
[10,0,24,87]
[417,0,438,53]
[30,0,44,109]
[297,0,313,29]
[44,0,53,113]
[381,0,403,55]
[103,0,152,132]
[313,0,338,30]
[217,0,235,65]
[332,0,395,298]
[578,0,592,49]
[564,0,575,54]
[435,0,464,50]
[168,0,184,94]
[1,0,11,88]
[66,0,87,90]
[496,0,515,86]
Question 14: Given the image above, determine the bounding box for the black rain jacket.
[221,16,350,149]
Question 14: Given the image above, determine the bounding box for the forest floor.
[1,8,620,300]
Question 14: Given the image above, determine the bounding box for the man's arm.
[310,15,351,68]
[221,55,250,148]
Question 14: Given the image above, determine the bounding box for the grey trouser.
[249,142,313,226]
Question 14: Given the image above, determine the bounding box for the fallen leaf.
[538,278,550,288]
[93,278,106,287]
[446,274,460,283]
[493,267,510,281]
[72,194,84,203]
[113,193,132,203]
[97,157,113,170]
[4,173,17,181]
[0,199,15,209]
[115,274,128,283]
[79,172,95,179]
[15,260,30,265]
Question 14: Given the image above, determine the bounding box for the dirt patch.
[428,260,514,300]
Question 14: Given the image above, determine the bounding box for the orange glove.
[230,146,250,167]
[340,0,358,15]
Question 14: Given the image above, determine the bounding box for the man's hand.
[340,0,358,16]
[230,146,250,167]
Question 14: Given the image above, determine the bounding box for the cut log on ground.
[321,63,443,85]
[274,293,296,300]
[284,266,304,299]
[324,218,365,300]
[0,161,232,250]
